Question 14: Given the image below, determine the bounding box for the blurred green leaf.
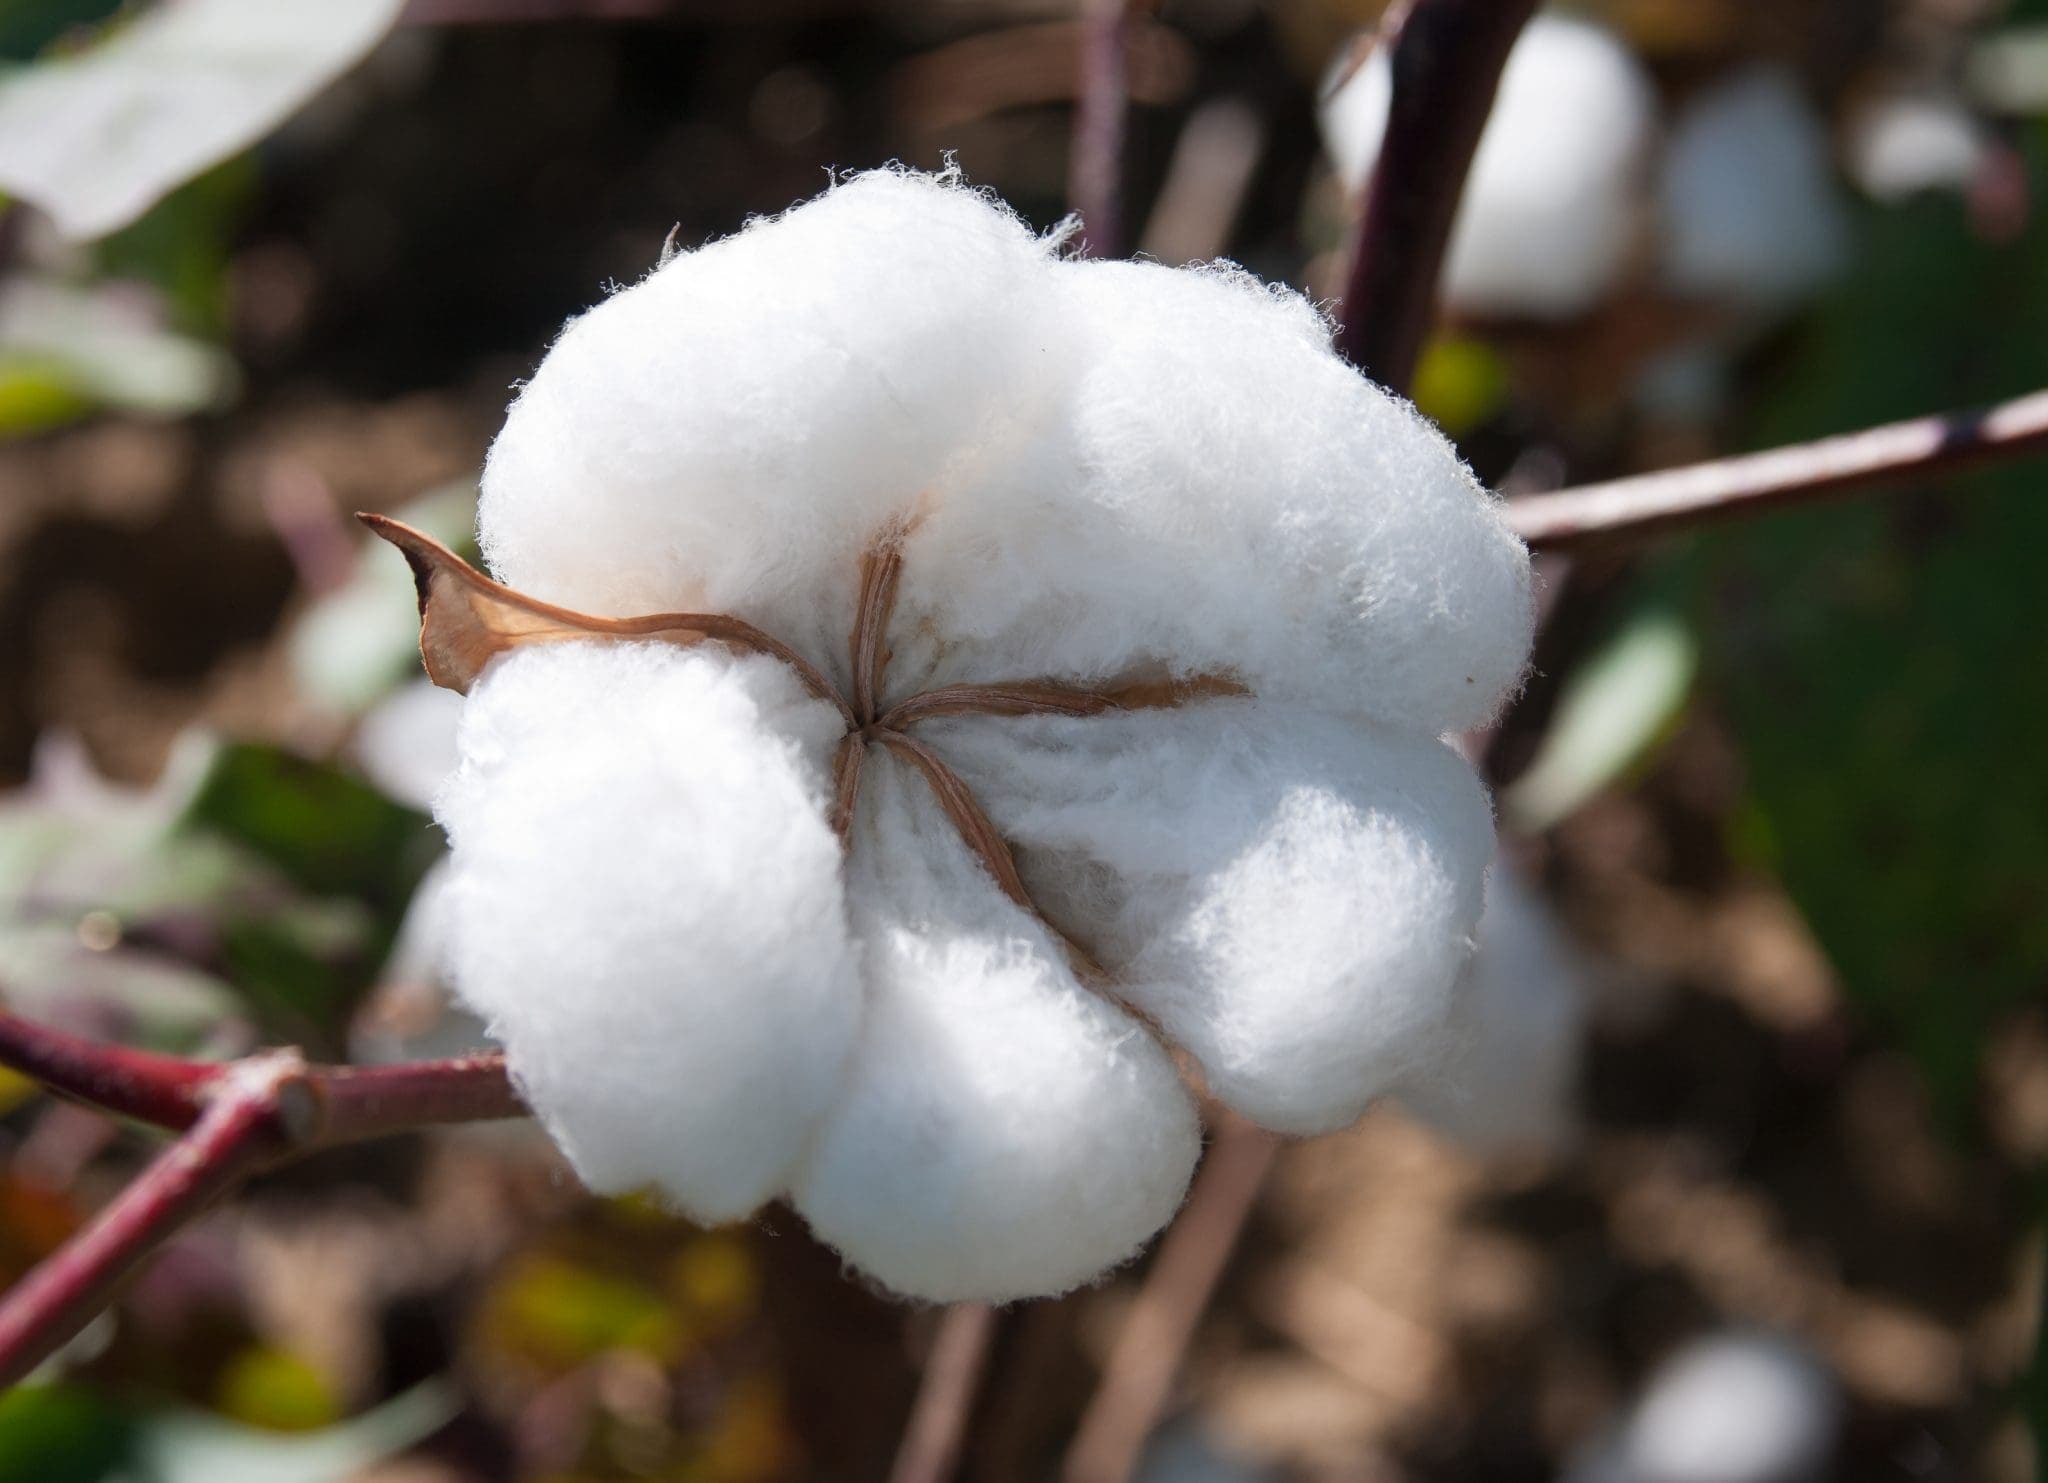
[483,1254,682,1371]
[0,279,237,429]
[211,1347,339,1434]
[177,742,437,1047]
[0,0,404,242]
[0,359,94,436]
[1506,603,1697,833]
[0,731,436,1053]
[180,743,436,908]
[0,1380,452,1483]
[0,1384,132,1483]
[0,0,122,63]
[94,158,254,336]
[1673,184,2048,1116]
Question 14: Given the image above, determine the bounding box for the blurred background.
[0,0,2045,1479]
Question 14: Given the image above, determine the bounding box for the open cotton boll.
[478,168,1066,675]
[1395,866,1586,1156]
[929,703,1495,1135]
[1660,66,1849,309]
[436,640,859,1224]
[888,256,1531,735]
[417,164,1533,1303]
[792,757,1199,1303]
[1320,12,1655,318]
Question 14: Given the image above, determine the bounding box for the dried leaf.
[358,514,851,721]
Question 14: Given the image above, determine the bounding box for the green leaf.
[0,0,404,242]
[1672,184,2048,1118]
[1506,603,1697,833]
[0,1384,132,1483]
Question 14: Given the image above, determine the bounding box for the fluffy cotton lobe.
[435,168,1533,1301]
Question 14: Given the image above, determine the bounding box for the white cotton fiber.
[1395,866,1586,1156]
[1660,67,1849,309]
[436,641,858,1224]
[1569,1330,1841,1483]
[478,168,1064,678]
[932,703,1493,1135]
[354,677,463,811]
[483,171,1531,734]
[1846,92,1986,203]
[439,166,1533,1302]
[893,257,1533,735]
[792,757,1199,1303]
[1320,12,1656,319]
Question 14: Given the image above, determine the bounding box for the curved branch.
[0,1055,301,1387]
[0,1010,521,1389]
[1334,0,1537,388]
[0,1010,219,1130]
[1510,388,2048,550]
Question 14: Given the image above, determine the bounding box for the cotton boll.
[930,702,1495,1135]
[478,168,1066,677]
[353,677,463,811]
[1846,92,1987,203]
[1395,866,1586,1156]
[1569,1331,1841,1483]
[1320,13,1655,318]
[1660,67,1849,310]
[792,755,1200,1303]
[437,640,858,1224]
[895,258,1533,736]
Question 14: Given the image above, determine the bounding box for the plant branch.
[1509,388,2048,550]
[0,1010,520,1387]
[1334,0,1537,388]
[888,1303,1000,1483]
[1070,0,1137,258]
[1061,1119,1278,1483]
[0,1055,298,1387]
[0,1010,218,1131]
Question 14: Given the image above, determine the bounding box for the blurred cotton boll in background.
[1319,11,1656,319]
[1846,90,1990,204]
[353,677,464,813]
[1568,1330,1843,1483]
[1395,865,1589,1158]
[1660,66,1851,312]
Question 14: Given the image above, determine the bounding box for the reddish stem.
[0,1011,521,1387]
[307,1054,525,1146]
[1070,0,1136,259]
[1334,0,1537,388]
[1510,388,2048,549]
[0,1056,300,1387]
[0,1011,219,1131]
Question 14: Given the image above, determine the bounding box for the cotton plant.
[355,167,1533,1304]
[1320,11,1657,319]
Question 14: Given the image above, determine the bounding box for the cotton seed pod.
[384,168,1534,1303]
